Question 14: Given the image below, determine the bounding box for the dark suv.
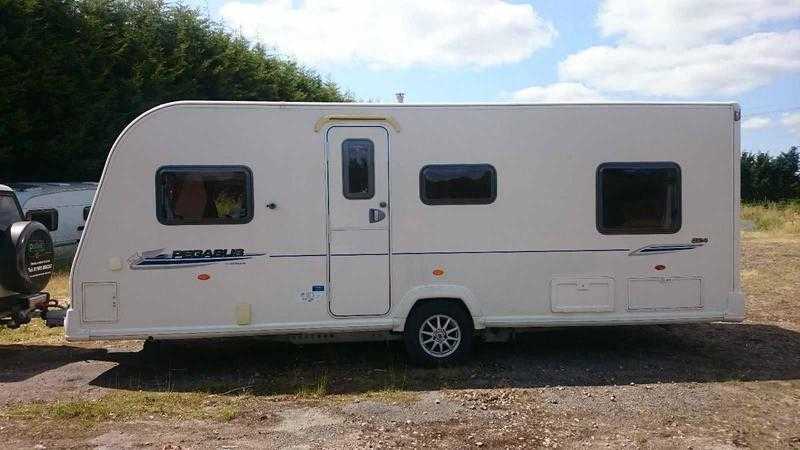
[0,185,54,328]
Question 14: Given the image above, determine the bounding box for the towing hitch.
[36,297,67,328]
[0,294,66,328]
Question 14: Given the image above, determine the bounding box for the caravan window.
[156,166,253,225]
[26,209,59,231]
[420,164,497,205]
[342,139,375,200]
[596,162,681,234]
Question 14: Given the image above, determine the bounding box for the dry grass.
[46,261,71,300]
[0,319,63,344]
[741,233,800,326]
[1,391,243,427]
[295,374,329,398]
[742,202,800,235]
[353,388,418,405]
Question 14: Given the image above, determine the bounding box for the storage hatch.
[81,282,118,323]
[550,276,615,313]
[627,276,702,310]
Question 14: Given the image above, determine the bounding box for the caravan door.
[326,126,390,316]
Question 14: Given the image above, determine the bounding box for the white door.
[326,127,390,316]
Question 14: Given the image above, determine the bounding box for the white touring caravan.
[12,183,97,260]
[66,102,744,364]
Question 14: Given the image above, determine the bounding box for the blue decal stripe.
[271,249,629,258]
[393,249,629,255]
[639,246,696,252]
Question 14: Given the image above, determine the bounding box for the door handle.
[369,209,386,223]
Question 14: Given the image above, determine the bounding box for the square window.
[596,162,681,234]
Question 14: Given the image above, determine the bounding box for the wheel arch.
[392,284,484,332]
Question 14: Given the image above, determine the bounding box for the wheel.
[0,221,54,294]
[404,302,474,366]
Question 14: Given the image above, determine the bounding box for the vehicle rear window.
[596,162,681,234]
[156,166,253,225]
[420,164,497,205]
[26,209,59,231]
[0,193,23,232]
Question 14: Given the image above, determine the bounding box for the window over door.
[342,139,375,199]
[419,164,497,205]
[596,162,681,234]
[155,165,253,225]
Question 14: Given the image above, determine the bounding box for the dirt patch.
[0,235,799,448]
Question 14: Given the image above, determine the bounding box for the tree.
[0,0,351,181]
[740,147,800,202]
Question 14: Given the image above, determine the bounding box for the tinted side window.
[156,166,253,225]
[596,162,681,234]
[342,139,374,200]
[27,209,59,231]
[0,193,23,232]
[83,206,91,221]
[420,164,497,205]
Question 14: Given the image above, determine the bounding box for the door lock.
[369,209,386,223]
[379,201,387,208]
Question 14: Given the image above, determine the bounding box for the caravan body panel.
[65,102,743,340]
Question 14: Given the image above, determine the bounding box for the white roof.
[10,182,97,205]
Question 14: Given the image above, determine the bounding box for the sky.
[184,0,800,153]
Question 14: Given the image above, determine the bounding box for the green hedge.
[0,0,351,181]
[741,147,800,203]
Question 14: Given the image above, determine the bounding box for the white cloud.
[742,115,773,130]
[782,112,800,137]
[219,0,556,69]
[548,1,800,99]
[599,0,800,48]
[510,82,607,103]
[559,30,800,98]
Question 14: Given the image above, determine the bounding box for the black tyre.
[0,221,54,294]
[404,301,474,366]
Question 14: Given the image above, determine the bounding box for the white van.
[66,102,745,364]
[12,183,97,260]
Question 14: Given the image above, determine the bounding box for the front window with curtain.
[156,166,253,225]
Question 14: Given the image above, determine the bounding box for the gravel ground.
[0,234,798,449]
